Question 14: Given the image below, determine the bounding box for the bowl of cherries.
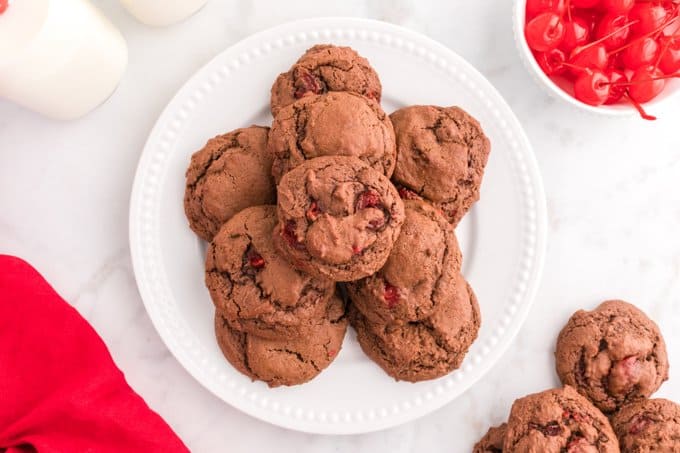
[514,0,680,120]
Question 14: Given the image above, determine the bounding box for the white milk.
[119,0,208,27]
[0,0,128,120]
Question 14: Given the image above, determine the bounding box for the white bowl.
[513,0,680,116]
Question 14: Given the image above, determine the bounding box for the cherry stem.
[654,29,680,68]
[573,20,639,55]
[566,0,572,22]
[606,72,680,86]
[625,91,657,121]
[610,15,680,56]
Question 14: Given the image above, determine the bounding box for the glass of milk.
[0,0,128,120]
[119,0,208,27]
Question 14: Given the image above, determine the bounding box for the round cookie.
[346,199,462,324]
[555,300,669,414]
[184,126,275,241]
[504,386,620,453]
[269,91,396,183]
[274,156,405,282]
[350,273,480,382]
[390,105,491,226]
[214,293,348,387]
[474,423,507,453]
[270,44,382,115]
[205,206,335,339]
[611,398,680,453]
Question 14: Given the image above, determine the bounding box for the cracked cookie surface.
[346,199,462,324]
[390,105,491,226]
[184,126,275,241]
[205,206,335,339]
[270,44,382,116]
[349,273,480,382]
[474,423,507,453]
[504,386,619,453]
[214,293,348,387]
[269,91,396,183]
[555,300,669,414]
[274,156,405,282]
[611,398,680,453]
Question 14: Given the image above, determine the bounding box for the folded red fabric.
[0,255,189,452]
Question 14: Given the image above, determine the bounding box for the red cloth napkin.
[0,255,189,453]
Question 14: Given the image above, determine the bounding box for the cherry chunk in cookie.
[274,156,405,282]
[555,300,669,414]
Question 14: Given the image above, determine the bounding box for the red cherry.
[526,12,566,52]
[604,68,628,103]
[595,14,632,50]
[356,190,381,210]
[658,36,680,73]
[561,16,591,53]
[293,70,324,99]
[628,66,666,103]
[629,3,668,36]
[574,69,611,105]
[572,0,600,8]
[608,51,626,69]
[397,186,421,200]
[580,9,604,33]
[0,0,7,14]
[535,48,569,75]
[306,200,322,221]
[383,282,400,309]
[621,37,660,69]
[247,251,266,269]
[569,43,609,75]
[526,0,566,19]
[629,415,652,435]
[600,0,634,15]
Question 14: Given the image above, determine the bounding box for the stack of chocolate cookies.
[184,44,491,387]
[475,300,679,452]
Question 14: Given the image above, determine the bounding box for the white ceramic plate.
[129,17,547,435]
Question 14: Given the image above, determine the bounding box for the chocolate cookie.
[274,156,405,282]
[270,44,382,116]
[390,105,491,226]
[474,424,507,453]
[269,91,396,183]
[611,398,680,452]
[350,273,480,382]
[555,300,669,414]
[346,200,462,324]
[214,293,348,387]
[184,126,275,241]
[504,386,620,453]
[205,206,335,339]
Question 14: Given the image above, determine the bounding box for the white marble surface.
[1,1,679,451]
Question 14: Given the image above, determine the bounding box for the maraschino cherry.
[600,0,635,15]
[574,69,611,105]
[526,12,567,51]
[527,0,567,19]
[629,3,669,35]
[526,0,680,119]
[604,68,628,103]
[0,0,9,14]
[658,35,680,72]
